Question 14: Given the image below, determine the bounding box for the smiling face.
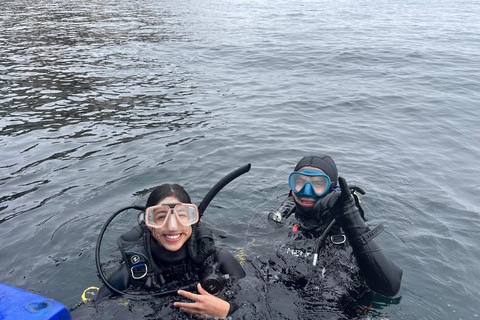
[148,196,193,252]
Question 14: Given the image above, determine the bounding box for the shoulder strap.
[117,225,152,283]
[194,223,216,261]
[351,223,384,247]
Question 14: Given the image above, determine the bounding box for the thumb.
[197,283,212,296]
[338,177,350,199]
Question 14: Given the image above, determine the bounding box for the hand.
[313,177,352,218]
[174,283,230,318]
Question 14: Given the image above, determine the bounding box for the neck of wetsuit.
[294,201,332,228]
[150,237,189,265]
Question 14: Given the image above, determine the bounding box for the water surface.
[1,0,479,319]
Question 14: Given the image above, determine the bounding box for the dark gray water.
[1,0,479,319]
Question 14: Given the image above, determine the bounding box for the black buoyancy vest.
[116,223,216,288]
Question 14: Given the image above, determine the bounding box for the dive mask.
[145,203,199,228]
[289,168,332,199]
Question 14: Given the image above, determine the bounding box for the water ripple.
[1,0,480,318]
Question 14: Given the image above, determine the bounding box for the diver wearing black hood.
[291,154,340,224]
[268,154,402,314]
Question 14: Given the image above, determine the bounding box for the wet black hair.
[146,184,191,207]
[294,154,338,187]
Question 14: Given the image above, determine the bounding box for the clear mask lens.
[145,204,199,228]
[289,169,331,198]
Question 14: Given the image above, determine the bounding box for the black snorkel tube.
[197,163,252,218]
[95,163,251,298]
[189,163,251,264]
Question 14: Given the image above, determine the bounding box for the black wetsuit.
[96,227,246,314]
[260,194,403,318]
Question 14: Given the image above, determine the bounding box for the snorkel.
[189,163,251,264]
[95,163,251,298]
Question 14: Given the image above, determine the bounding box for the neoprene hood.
[294,154,338,186]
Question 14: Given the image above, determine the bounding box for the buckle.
[169,264,188,275]
[269,211,282,223]
[330,234,346,245]
[131,263,148,279]
[353,223,384,247]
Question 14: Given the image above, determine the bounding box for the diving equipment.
[200,267,229,295]
[197,163,251,217]
[190,163,251,264]
[145,203,199,228]
[289,168,332,199]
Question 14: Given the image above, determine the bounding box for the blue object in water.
[0,283,71,320]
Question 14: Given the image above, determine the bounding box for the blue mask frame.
[289,168,332,199]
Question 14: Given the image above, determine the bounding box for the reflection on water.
[0,0,214,229]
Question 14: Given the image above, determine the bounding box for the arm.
[215,247,246,279]
[319,177,403,296]
[339,194,403,296]
[215,247,246,316]
[95,264,130,300]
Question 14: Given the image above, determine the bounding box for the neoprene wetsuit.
[96,225,245,315]
[263,194,402,317]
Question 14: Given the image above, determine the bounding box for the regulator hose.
[190,163,251,264]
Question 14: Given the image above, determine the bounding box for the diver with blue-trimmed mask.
[267,154,403,317]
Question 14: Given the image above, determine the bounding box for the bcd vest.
[117,223,216,289]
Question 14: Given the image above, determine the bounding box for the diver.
[96,183,246,318]
[267,154,403,316]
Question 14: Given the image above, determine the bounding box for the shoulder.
[214,247,246,279]
[214,247,236,262]
[119,225,145,242]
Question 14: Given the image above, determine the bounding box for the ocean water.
[1,0,479,319]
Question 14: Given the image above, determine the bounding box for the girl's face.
[148,196,192,251]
